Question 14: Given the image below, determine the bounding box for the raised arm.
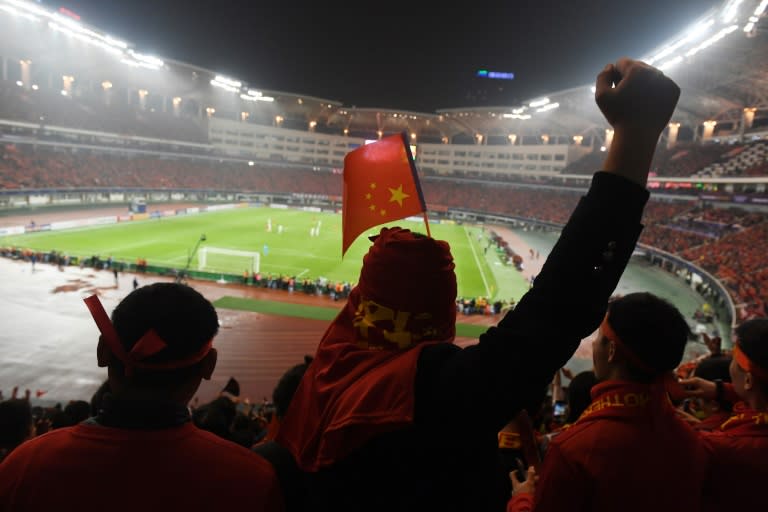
[418,59,680,430]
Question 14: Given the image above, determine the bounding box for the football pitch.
[0,207,529,300]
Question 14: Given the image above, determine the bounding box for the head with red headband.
[593,292,691,382]
[731,319,768,404]
[85,283,219,401]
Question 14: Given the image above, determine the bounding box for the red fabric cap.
[277,227,456,471]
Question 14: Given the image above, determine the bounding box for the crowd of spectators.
[4,143,768,318]
[682,221,768,319]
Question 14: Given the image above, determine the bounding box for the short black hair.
[566,371,598,423]
[273,355,313,419]
[110,283,219,384]
[736,319,768,371]
[694,356,732,382]
[0,399,32,450]
[608,292,692,379]
[735,319,768,394]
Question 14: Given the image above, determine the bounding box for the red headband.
[600,314,657,375]
[734,343,768,382]
[84,294,213,376]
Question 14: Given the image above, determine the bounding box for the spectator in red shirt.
[0,283,284,512]
[508,293,708,512]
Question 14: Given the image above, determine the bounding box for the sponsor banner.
[162,210,176,217]
[118,215,132,222]
[0,226,25,236]
[50,220,81,230]
[186,207,200,215]
[109,193,125,201]
[206,204,237,212]
[175,209,187,215]
[751,196,768,204]
[150,211,163,219]
[28,195,50,206]
[269,204,289,209]
[132,213,149,221]
[236,202,249,208]
[302,206,322,213]
[93,216,118,225]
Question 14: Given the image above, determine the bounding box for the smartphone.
[553,401,567,418]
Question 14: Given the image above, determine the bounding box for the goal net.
[198,247,260,274]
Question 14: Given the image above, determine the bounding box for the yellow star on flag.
[369,204,376,211]
[365,192,372,200]
[380,209,387,216]
[388,184,410,207]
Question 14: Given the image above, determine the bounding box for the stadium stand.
[695,141,768,178]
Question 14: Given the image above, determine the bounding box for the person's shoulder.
[0,425,80,468]
[187,426,275,469]
[550,418,599,445]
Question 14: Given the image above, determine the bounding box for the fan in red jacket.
[0,283,284,512]
[508,293,708,512]
[681,318,768,512]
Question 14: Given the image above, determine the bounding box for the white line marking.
[464,226,490,297]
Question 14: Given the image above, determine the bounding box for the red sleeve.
[723,383,740,404]
[508,492,534,512]
[529,441,591,511]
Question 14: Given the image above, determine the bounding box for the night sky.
[60,0,720,111]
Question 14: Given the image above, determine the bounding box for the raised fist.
[595,58,681,141]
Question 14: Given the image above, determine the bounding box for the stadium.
[1,0,768,500]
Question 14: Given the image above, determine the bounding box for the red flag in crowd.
[342,133,427,255]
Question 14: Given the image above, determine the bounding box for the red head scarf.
[84,294,213,376]
[277,227,456,471]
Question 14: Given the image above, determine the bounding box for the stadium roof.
[1,0,767,142]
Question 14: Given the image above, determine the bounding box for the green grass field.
[0,207,529,300]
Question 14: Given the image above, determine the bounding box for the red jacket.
[0,422,284,512]
[702,405,768,512]
[508,380,708,512]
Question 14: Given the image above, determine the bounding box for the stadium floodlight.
[658,55,683,71]
[512,107,527,114]
[15,80,23,87]
[721,0,743,23]
[127,50,164,69]
[0,4,39,22]
[211,79,239,93]
[536,102,560,113]
[685,25,739,57]
[5,0,50,19]
[104,35,128,49]
[502,113,531,120]
[528,97,550,108]
[240,93,274,102]
[214,75,242,88]
[647,18,714,64]
[756,0,768,16]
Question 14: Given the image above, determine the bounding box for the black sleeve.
[416,172,650,431]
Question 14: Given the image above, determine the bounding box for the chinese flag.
[342,133,427,255]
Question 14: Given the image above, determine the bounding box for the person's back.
[508,293,707,512]
[1,419,283,511]
[0,283,283,512]
[538,380,705,511]
[275,59,683,512]
[688,319,768,512]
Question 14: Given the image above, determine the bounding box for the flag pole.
[422,211,432,238]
